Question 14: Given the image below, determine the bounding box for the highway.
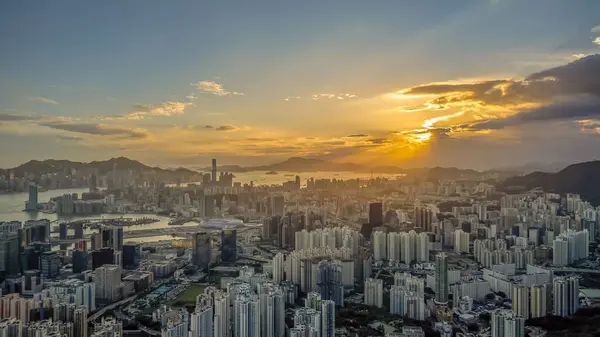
[551,267,600,274]
[88,295,139,322]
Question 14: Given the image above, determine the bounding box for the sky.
[1,0,600,170]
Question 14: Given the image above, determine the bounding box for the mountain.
[200,157,518,180]
[1,157,199,177]
[499,160,600,205]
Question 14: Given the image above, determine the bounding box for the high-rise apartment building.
[512,285,530,319]
[414,206,433,232]
[234,295,261,337]
[316,260,344,306]
[364,278,383,308]
[553,276,579,317]
[94,264,122,302]
[530,284,547,318]
[190,303,213,337]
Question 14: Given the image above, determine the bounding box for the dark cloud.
[0,114,42,121]
[368,137,391,144]
[204,125,213,129]
[41,121,148,139]
[403,54,600,107]
[347,134,368,138]
[215,125,240,132]
[459,98,600,131]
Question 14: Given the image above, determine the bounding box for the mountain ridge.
[499,160,600,205]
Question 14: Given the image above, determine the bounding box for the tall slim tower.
[212,159,217,183]
[434,252,448,304]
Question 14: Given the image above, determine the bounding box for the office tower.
[530,284,547,318]
[0,228,21,278]
[272,253,285,283]
[40,251,60,279]
[122,244,141,269]
[320,300,336,337]
[74,306,88,337]
[26,184,38,211]
[190,303,213,337]
[112,227,124,251]
[22,270,42,295]
[553,276,579,317]
[89,173,98,192]
[454,230,469,253]
[512,285,530,319]
[221,229,237,264]
[234,295,261,337]
[365,202,383,237]
[414,206,433,232]
[72,250,89,273]
[192,233,212,271]
[372,231,387,261]
[59,222,68,240]
[316,260,344,306]
[91,248,115,270]
[211,159,218,183]
[204,195,215,217]
[434,253,448,304]
[73,222,84,239]
[94,264,122,302]
[213,293,230,337]
[364,278,383,308]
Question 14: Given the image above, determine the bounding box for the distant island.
[265,171,278,175]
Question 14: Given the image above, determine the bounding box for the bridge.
[88,295,138,323]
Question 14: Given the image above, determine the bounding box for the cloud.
[127,101,188,119]
[399,54,600,109]
[284,96,301,101]
[28,97,58,105]
[592,25,600,34]
[0,114,42,121]
[311,93,358,100]
[191,81,244,96]
[458,98,600,131]
[594,37,600,45]
[41,121,149,139]
[346,134,369,138]
[215,125,241,132]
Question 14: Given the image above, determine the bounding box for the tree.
[479,312,491,322]
[485,293,495,301]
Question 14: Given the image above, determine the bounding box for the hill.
[499,160,600,205]
[1,157,199,178]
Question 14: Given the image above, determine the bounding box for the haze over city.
[1,0,600,169]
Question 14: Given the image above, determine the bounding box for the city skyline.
[1,1,600,169]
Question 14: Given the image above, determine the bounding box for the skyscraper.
[316,260,344,306]
[221,229,237,264]
[25,184,38,211]
[414,206,433,232]
[122,244,141,268]
[553,276,579,317]
[364,278,383,308]
[212,159,217,183]
[234,295,261,337]
[434,252,448,304]
[74,306,88,337]
[40,251,60,279]
[190,303,213,337]
[530,284,547,318]
[369,202,383,226]
[192,232,212,271]
[320,300,336,337]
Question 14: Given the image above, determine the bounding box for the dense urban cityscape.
[0,156,598,337]
[3,1,600,336]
